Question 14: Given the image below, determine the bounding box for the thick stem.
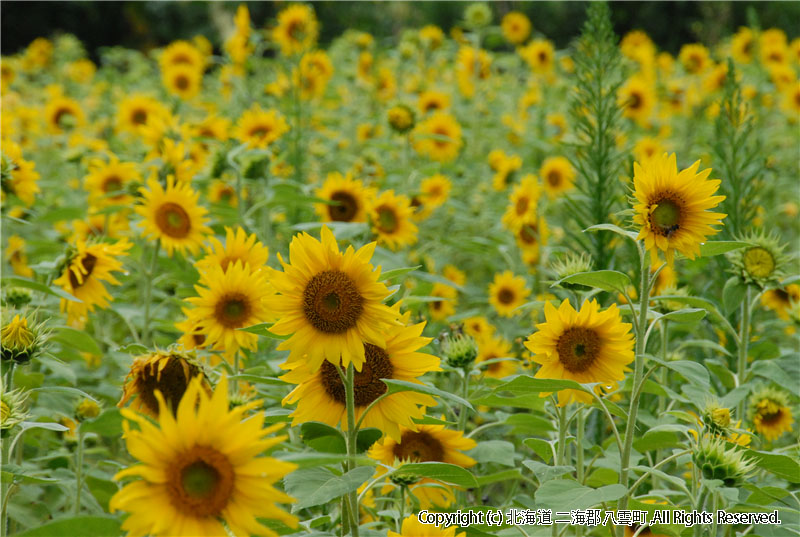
[343,364,360,537]
[576,408,586,537]
[397,485,406,532]
[737,287,751,421]
[553,402,569,537]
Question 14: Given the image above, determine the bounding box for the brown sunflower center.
[302,270,364,333]
[249,125,272,140]
[556,327,601,373]
[629,92,643,110]
[759,406,784,425]
[538,51,548,63]
[134,355,201,416]
[518,224,538,245]
[155,202,191,238]
[214,293,251,328]
[329,191,358,222]
[174,74,190,91]
[497,287,515,305]
[743,247,775,279]
[69,253,97,289]
[131,109,148,125]
[649,197,682,237]
[376,205,398,233]
[775,289,790,303]
[515,196,529,215]
[53,107,75,128]
[546,170,561,187]
[393,431,444,462]
[319,343,393,406]
[433,127,450,148]
[166,445,234,518]
[102,175,123,194]
[172,53,193,66]
[287,19,306,41]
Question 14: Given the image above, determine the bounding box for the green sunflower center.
[329,191,358,222]
[102,175,123,194]
[743,247,775,279]
[393,431,445,462]
[649,198,682,237]
[556,327,601,373]
[182,461,219,498]
[319,343,392,406]
[167,445,234,517]
[303,270,364,333]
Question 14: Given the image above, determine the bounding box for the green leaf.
[495,375,587,396]
[1,465,59,485]
[397,462,478,488]
[31,386,99,402]
[744,483,791,506]
[14,516,121,537]
[584,223,640,242]
[657,308,706,323]
[1,277,81,303]
[357,428,383,453]
[115,343,149,355]
[292,466,374,510]
[238,323,289,339]
[522,460,575,482]
[301,422,345,454]
[503,413,555,433]
[475,469,523,487]
[744,449,800,483]
[378,265,421,281]
[412,416,457,426]
[652,358,710,388]
[228,374,288,386]
[80,409,123,436]
[534,481,627,511]
[698,241,750,257]
[553,270,632,293]
[523,438,553,462]
[19,421,69,433]
[722,276,747,315]
[382,379,473,410]
[52,327,102,355]
[467,440,517,466]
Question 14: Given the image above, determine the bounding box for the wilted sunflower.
[369,190,418,250]
[632,153,726,265]
[234,105,289,149]
[183,261,274,360]
[749,387,794,442]
[136,174,211,257]
[110,376,298,537]
[524,299,634,406]
[266,226,398,372]
[53,239,132,328]
[412,112,463,162]
[44,95,84,133]
[502,174,540,231]
[273,4,319,56]
[475,335,518,379]
[501,12,532,45]
[761,284,800,320]
[195,226,269,275]
[540,156,576,199]
[429,283,458,321]
[83,157,140,207]
[389,515,466,537]
[369,423,476,508]
[488,271,530,318]
[281,312,439,441]
[314,172,375,223]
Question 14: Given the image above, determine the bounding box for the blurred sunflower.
[502,174,540,231]
[442,265,466,287]
[501,12,532,45]
[475,335,518,379]
[5,235,33,277]
[1,140,40,206]
[429,283,458,321]
[83,156,140,207]
[678,43,712,74]
[731,27,755,64]
[44,95,84,133]
[492,153,523,191]
[525,299,634,406]
[314,172,375,223]
[632,153,726,265]
[520,39,555,73]
[159,40,205,72]
[369,190,418,250]
[281,312,439,441]
[618,76,655,125]
[540,156,575,199]
[265,226,398,372]
[748,387,794,442]
[417,89,450,115]
[162,63,202,100]
[110,376,298,537]
[463,316,494,341]
[488,271,530,318]
[234,105,289,149]
[136,174,211,257]
[412,112,463,162]
[116,95,169,133]
[761,284,800,320]
[389,515,466,537]
[273,4,319,56]
[194,226,269,275]
[419,174,451,209]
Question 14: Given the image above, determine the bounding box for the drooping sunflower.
[314,172,375,223]
[540,156,576,199]
[368,423,476,508]
[748,387,794,442]
[428,283,458,321]
[135,174,211,257]
[369,190,418,250]
[273,4,319,56]
[83,157,140,207]
[110,376,298,537]
[501,12,532,45]
[162,63,202,100]
[234,105,289,149]
[488,271,530,318]
[53,239,133,328]
[280,313,439,441]
[118,350,209,418]
[502,174,540,231]
[524,299,635,406]
[475,335,518,379]
[44,95,84,133]
[183,261,274,360]
[195,226,269,275]
[265,226,399,372]
[761,284,800,320]
[631,153,726,265]
[412,112,463,163]
[389,515,466,537]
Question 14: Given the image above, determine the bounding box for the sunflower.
[412,112,463,163]
[369,190,418,250]
[455,46,491,97]
[208,179,243,207]
[618,76,655,125]
[368,423,476,508]
[501,12,532,45]
[492,153,523,191]
[175,316,208,352]
[5,235,33,277]
[387,104,415,133]
[314,172,375,223]
[389,515,466,537]
[731,27,755,64]
[70,211,129,242]
[160,40,206,73]
[162,63,202,100]
[234,105,289,149]
[44,95,84,133]
[620,30,656,65]
[281,312,439,441]
[195,226,269,275]
[0,314,40,364]
[442,265,466,287]
[761,284,800,321]
[519,39,555,73]
[53,239,133,328]
[488,271,530,318]
[540,156,575,199]
[475,335,518,379]
[417,90,450,115]
[296,50,334,100]
[748,387,794,442]
[273,4,319,56]
[1,140,40,206]
[419,25,445,49]
[420,174,451,209]
[524,299,635,406]
[118,350,209,418]
[632,153,726,265]
[429,283,458,321]
[116,95,169,134]
[83,157,140,207]
[633,137,665,165]
[679,43,712,74]
[193,115,230,142]
[110,376,298,537]
[265,226,398,372]
[502,174,540,231]
[183,261,275,360]
[136,174,211,257]
[463,316,494,341]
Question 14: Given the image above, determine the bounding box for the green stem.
[343,364,360,537]
[397,485,406,532]
[737,287,751,421]
[553,402,569,537]
[74,430,84,515]
[458,369,470,431]
[141,242,160,344]
[694,488,710,537]
[655,321,668,490]
[576,408,586,537]
[236,168,244,226]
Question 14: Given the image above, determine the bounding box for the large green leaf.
[1,277,81,303]
[744,449,800,483]
[382,379,473,409]
[534,480,627,511]
[698,241,750,257]
[467,440,517,467]
[495,375,587,396]
[522,460,575,482]
[553,270,632,294]
[14,516,121,537]
[80,408,123,436]
[284,466,375,511]
[52,327,102,355]
[396,462,478,488]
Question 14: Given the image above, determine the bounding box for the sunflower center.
[319,343,393,406]
[743,247,775,279]
[629,92,643,110]
[172,53,192,65]
[249,125,271,139]
[175,75,190,90]
[376,205,398,233]
[556,327,601,373]
[303,270,364,333]
[393,431,445,462]
[53,107,75,128]
[775,289,790,302]
[214,293,251,328]
[649,198,682,237]
[515,196,529,215]
[102,175,123,194]
[538,51,548,63]
[433,127,450,148]
[546,170,561,187]
[287,20,306,41]
[497,287,515,305]
[131,109,148,125]
[518,224,538,245]
[329,191,358,222]
[135,355,200,416]
[167,445,234,517]
[155,202,191,238]
[69,253,97,289]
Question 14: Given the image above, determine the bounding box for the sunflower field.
[1,2,799,537]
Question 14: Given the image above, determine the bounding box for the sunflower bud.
[1,313,44,364]
[464,3,492,29]
[701,400,732,435]
[551,252,594,291]
[2,287,33,309]
[442,333,478,369]
[1,383,29,435]
[387,104,415,134]
[76,397,101,419]
[390,463,421,487]
[729,230,787,288]
[693,435,755,487]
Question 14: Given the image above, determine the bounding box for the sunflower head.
[701,399,733,436]
[442,332,478,369]
[729,230,787,288]
[76,397,101,420]
[2,287,33,309]
[748,386,794,442]
[693,434,755,487]
[464,2,492,29]
[1,313,45,364]
[387,104,415,133]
